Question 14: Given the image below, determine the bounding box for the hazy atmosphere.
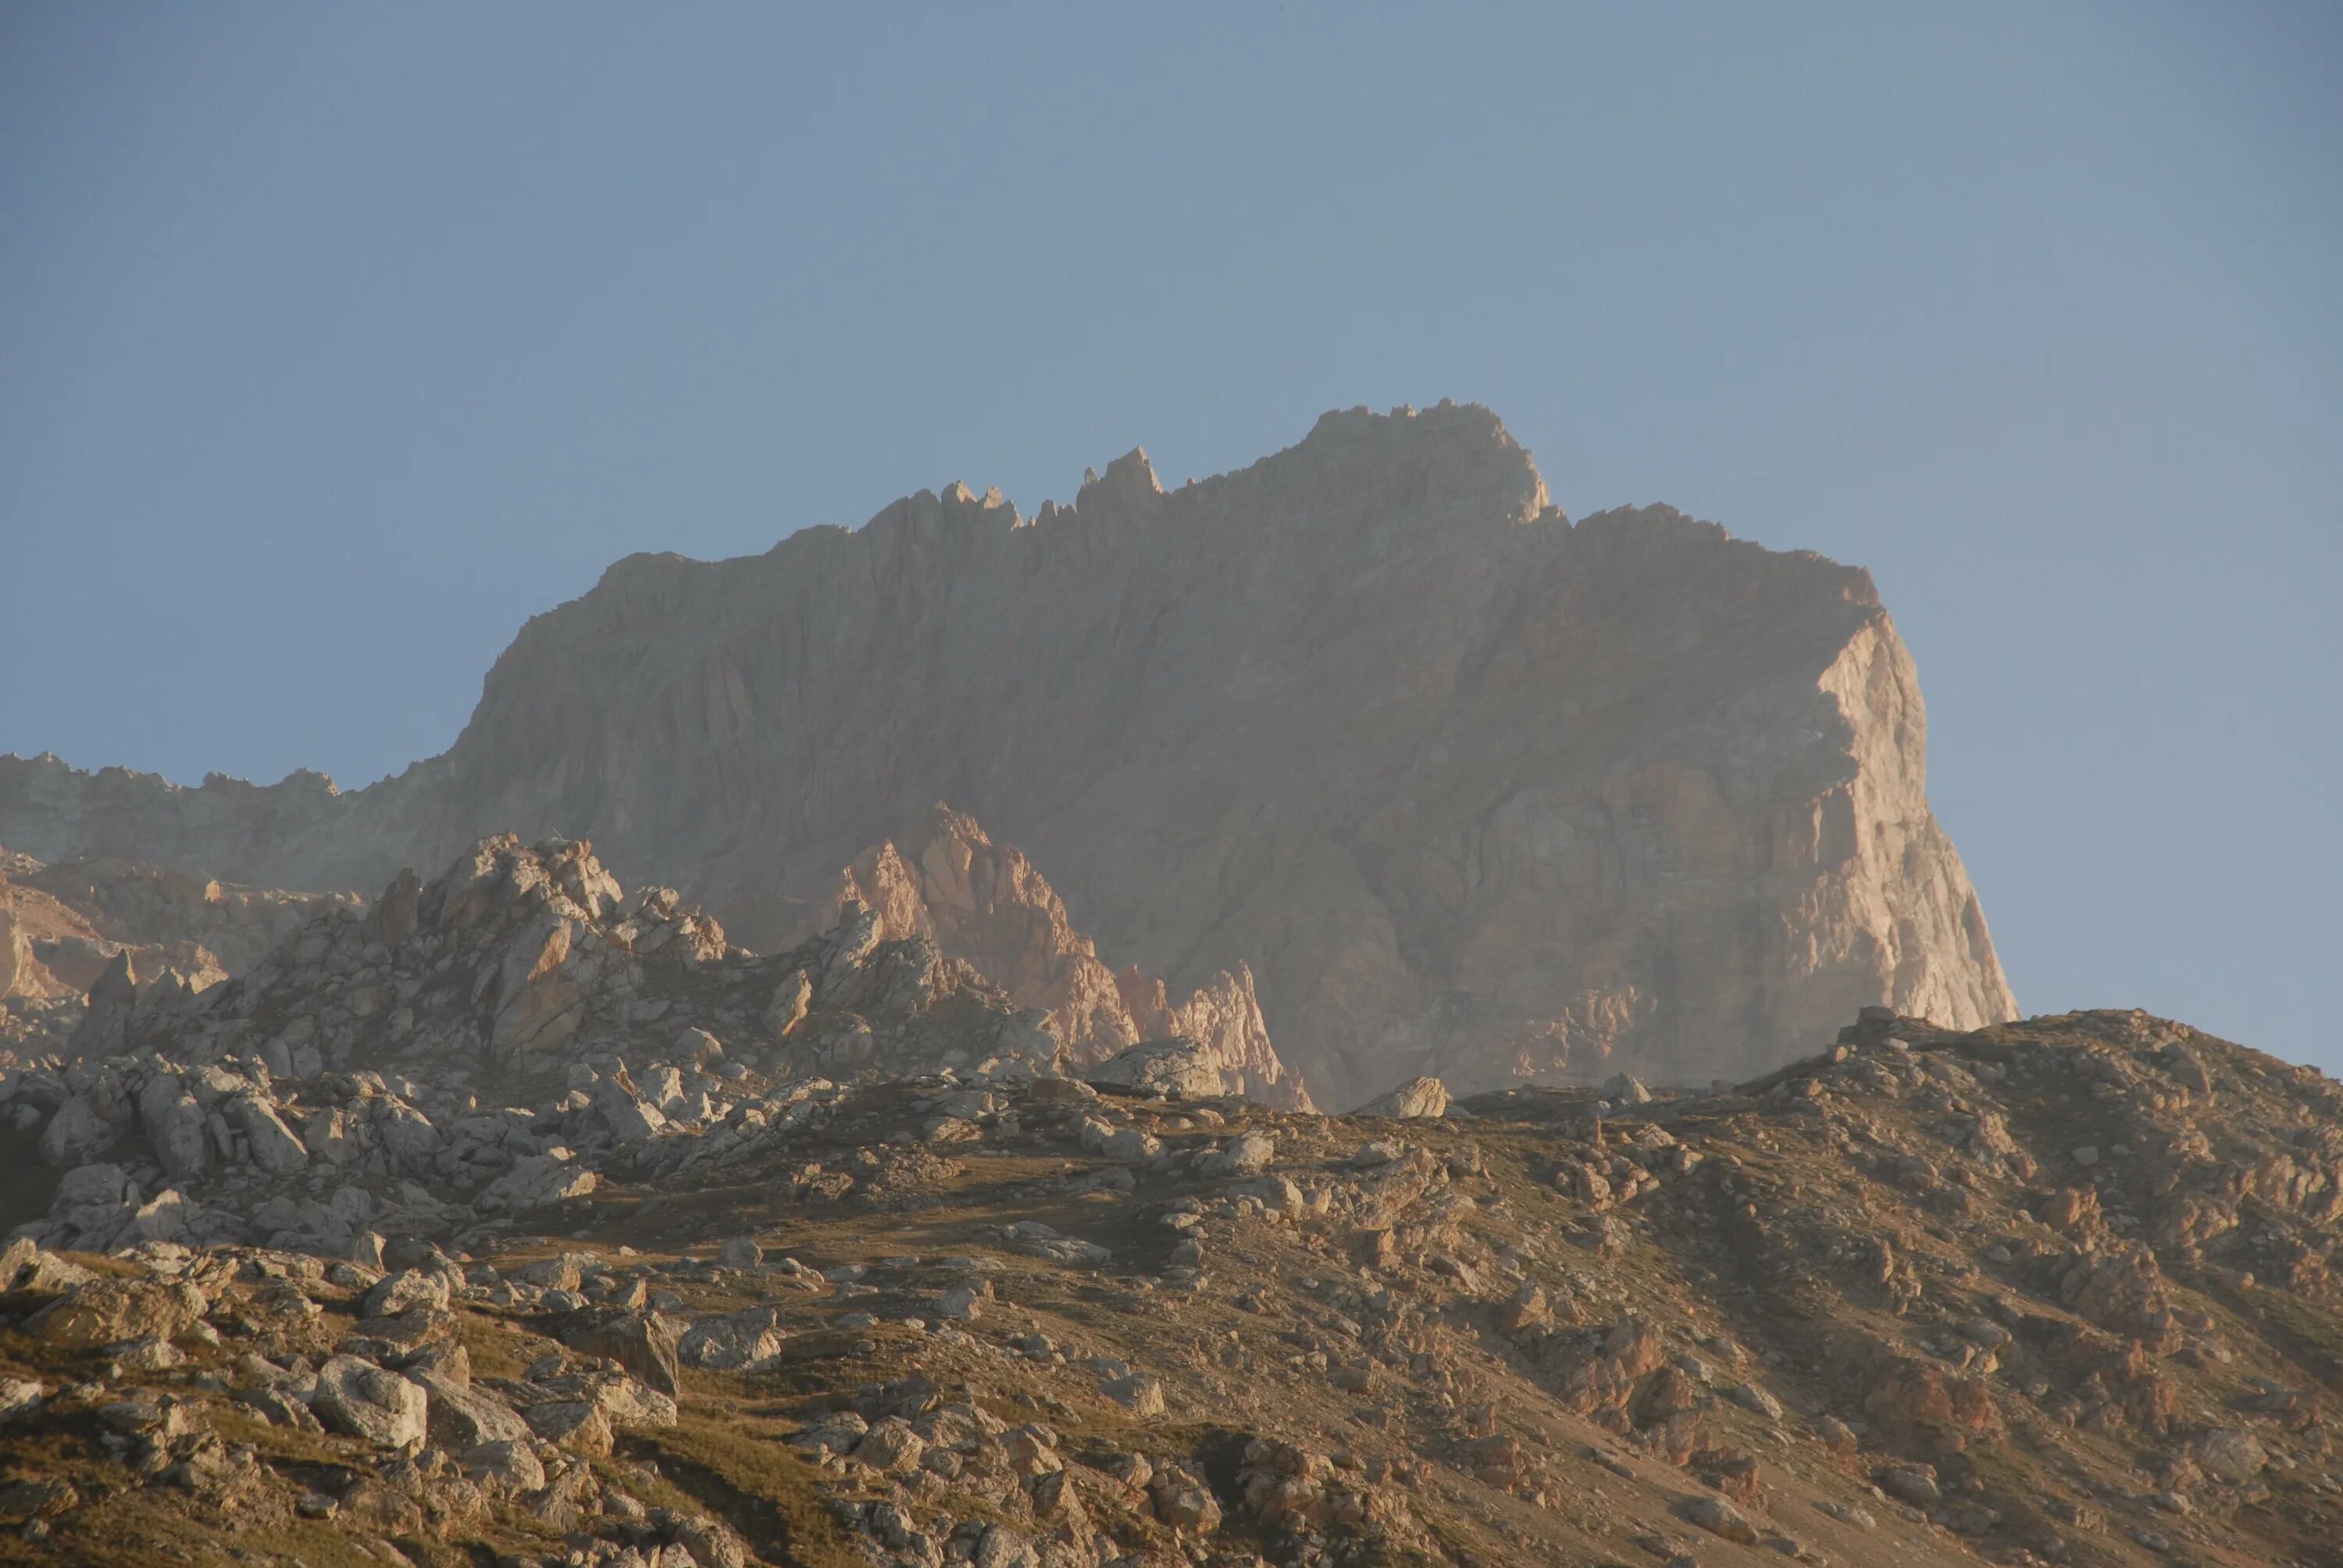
[5,0,2338,1073]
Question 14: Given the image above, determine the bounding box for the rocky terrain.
[0,837,1282,1263]
[0,836,2336,1566]
[0,401,2015,1099]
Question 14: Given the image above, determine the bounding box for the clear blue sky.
[3,4,2337,1067]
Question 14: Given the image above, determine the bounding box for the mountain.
[0,401,2014,1103]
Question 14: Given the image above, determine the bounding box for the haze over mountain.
[0,402,2012,1104]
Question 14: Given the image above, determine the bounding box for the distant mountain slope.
[0,401,2013,1099]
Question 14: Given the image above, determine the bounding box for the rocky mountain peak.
[0,404,2013,1103]
[1075,445,1163,509]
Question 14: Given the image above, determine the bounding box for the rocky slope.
[0,401,2016,1100]
[821,807,1309,1111]
[0,892,2338,1568]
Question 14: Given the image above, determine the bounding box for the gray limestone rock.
[1088,1039,1224,1101]
[1355,1076,1449,1119]
[311,1356,427,1449]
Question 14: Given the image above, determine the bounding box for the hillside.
[0,841,2328,1566]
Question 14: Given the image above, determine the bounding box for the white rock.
[1354,1076,1450,1119]
[0,1379,45,1420]
[1087,1039,1224,1101]
[1602,1072,1653,1107]
[1203,1131,1276,1178]
[312,1356,427,1449]
[1100,1372,1165,1417]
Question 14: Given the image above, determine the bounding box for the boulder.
[1601,1072,1653,1107]
[764,970,812,1039]
[223,1094,309,1173]
[1682,1494,1757,1543]
[679,1307,785,1370]
[0,1237,94,1294]
[460,1438,544,1495]
[146,1095,211,1180]
[1102,1372,1166,1417]
[552,1308,681,1396]
[419,1373,531,1448]
[2197,1428,2268,1484]
[594,1082,668,1145]
[361,1267,451,1320]
[1203,1131,1276,1178]
[38,1093,118,1167]
[312,1356,427,1449]
[1088,1038,1224,1101]
[25,1278,203,1349]
[1354,1076,1450,1119]
[523,1399,614,1456]
[854,1417,925,1474]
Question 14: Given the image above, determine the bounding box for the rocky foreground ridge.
[0,401,2015,1099]
[0,837,2336,1566]
[4,979,2343,1556]
[0,837,1286,1261]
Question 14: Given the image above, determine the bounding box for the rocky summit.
[0,402,2010,1099]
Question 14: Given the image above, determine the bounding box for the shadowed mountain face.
[0,402,2012,1103]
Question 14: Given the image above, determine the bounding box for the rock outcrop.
[1,846,351,1055]
[0,403,2014,1100]
[823,804,1311,1109]
[0,834,1077,1255]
